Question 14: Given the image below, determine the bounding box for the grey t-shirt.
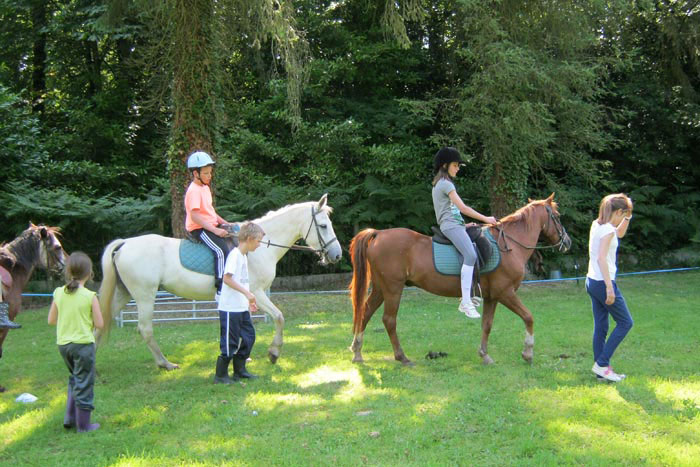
[432,178,465,230]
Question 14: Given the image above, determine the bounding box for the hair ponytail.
[63,252,93,295]
[65,278,80,294]
[432,166,452,186]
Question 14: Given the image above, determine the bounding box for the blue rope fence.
[20,266,699,298]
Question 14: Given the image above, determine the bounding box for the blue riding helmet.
[187,151,215,169]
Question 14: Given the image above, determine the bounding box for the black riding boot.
[0,303,20,329]
[233,356,258,379]
[213,355,235,384]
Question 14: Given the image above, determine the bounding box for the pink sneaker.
[592,363,623,382]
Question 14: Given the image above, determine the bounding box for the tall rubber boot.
[233,356,258,379]
[0,303,20,329]
[76,408,100,432]
[64,387,76,428]
[213,355,235,384]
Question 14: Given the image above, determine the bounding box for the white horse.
[97,194,342,370]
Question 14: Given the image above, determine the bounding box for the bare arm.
[597,232,616,305]
[448,190,497,224]
[222,273,257,312]
[48,300,58,325]
[91,295,104,330]
[616,216,632,238]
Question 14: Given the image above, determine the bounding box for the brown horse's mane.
[498,199,558,231]
[0,225,60,272]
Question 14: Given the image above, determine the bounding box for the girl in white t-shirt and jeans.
[586,194,633,382]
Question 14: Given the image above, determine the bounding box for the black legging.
[191,228,231,291]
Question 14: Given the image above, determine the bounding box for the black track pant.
[191,228,231,291]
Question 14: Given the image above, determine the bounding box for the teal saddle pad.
[432,229,500,276]
[179,239,215,276]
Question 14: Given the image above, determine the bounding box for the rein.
[262,206,338,257]
[493,206,568,253]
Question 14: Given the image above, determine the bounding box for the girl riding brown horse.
[349,194,571,366]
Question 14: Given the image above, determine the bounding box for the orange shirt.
[184,182,218,232]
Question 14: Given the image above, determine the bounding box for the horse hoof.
[521,352,533,364]
[162,363,180,371]
[482,355,495,365]
[352,356,364,363]
[268,351,279,364]
[401,360,415,367]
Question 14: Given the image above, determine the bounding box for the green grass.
[1,271,699,466]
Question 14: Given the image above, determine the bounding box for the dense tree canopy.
[0,0,698,277]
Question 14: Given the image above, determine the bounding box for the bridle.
[41,230,64,272]
[262,206,339,261]
[493,205,569,252]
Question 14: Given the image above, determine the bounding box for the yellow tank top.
[53,286,96,345]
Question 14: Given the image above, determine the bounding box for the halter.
[41,230,64,272]
[263,206,339,261]
[494,205,569,252]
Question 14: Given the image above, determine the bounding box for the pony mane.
[499,199,558,230]
[256,201,333,223]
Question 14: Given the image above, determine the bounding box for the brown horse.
[349,194,571,366]
[0,224,66,391]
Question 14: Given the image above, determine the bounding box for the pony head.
[308,194,342,265]
[31,223,67,272]
[538,194,571,252]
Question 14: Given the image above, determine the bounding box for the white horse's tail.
[97,238,126,344]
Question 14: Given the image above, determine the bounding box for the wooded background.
[1,0,698,278]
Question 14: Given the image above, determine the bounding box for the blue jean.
[586,278,633,367]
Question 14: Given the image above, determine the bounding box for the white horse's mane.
[256,201,333,223]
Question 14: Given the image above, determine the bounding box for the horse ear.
[528,198,533,203]
[317,193,328,209]
[546,193,555,203]
[40,227,48,238]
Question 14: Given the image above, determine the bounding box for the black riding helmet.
[433,147,464,174]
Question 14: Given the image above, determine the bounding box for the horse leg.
[499,291,535,364]
[253,290,284,364]
[381,289,412,366]
[134,295,179,370]
[350,287,384,363]
[478,299,498,365]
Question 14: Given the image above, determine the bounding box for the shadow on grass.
[1,272,699,465]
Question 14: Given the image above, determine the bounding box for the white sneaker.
[592,363,623,382]
[458,300,481,319]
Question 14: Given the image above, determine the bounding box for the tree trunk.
[31,0,46,114]
[168,0,217,238]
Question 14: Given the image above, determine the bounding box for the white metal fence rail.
[117,292,269,327]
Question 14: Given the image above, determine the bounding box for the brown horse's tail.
[97,238,126,344]
[349,229,378,335]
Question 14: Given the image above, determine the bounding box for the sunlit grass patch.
[0,271,698,465]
